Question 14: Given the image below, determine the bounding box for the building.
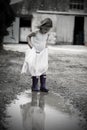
[3,0,87,45]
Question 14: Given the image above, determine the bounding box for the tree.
[0,0,15,49]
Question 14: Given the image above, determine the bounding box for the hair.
[39,18,53,28]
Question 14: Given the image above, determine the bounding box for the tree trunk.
[0,37,3,50]
[0,43,3,50]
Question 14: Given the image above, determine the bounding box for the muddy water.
[6,90,85,130]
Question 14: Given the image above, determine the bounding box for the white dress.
[31,31,48,52]
[21,31,49,76]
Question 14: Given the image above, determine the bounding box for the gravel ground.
[0,44,87,130]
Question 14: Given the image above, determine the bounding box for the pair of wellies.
[32,75,49,92]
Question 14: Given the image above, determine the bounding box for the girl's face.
[40,26,51,34]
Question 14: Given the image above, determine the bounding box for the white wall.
[4,17,19,43]
[56,15,75,43]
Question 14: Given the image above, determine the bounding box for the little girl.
[22,18,53,92]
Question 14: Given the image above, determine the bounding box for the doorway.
[73,16,84,45]
[19,16,32,43]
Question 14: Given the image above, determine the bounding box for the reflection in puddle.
[6,90,85,130]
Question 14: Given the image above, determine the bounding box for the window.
[69,0,84,11]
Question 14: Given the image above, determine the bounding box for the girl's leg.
[40,74,49,92]
[32,76,39,92]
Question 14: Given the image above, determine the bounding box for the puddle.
[6,90,85,130]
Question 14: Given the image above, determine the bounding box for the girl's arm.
[27,35,32,49]
[27,32,37,49]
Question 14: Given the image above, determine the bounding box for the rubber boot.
[40,75,49,92]
[32,76,39,92]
